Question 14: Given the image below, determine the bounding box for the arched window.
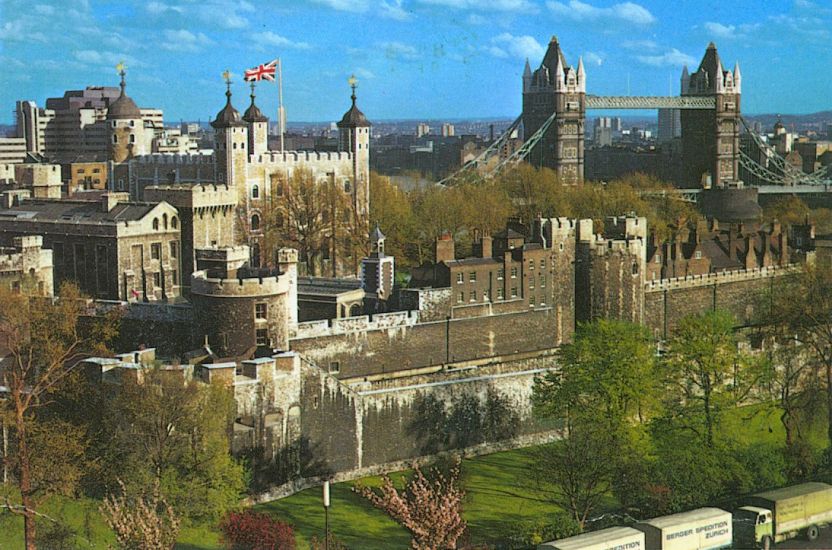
[163,213,168,229]
[250,214,260,230]
[251,185,259,199]
[112,135,118,144]
[152,218,159,230]
[129,134,135,144]
[251,243,261,267]
[171,216,178,229]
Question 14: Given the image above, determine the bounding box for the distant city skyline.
[2,0,830,125]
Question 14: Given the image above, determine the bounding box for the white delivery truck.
[634,507,732,550]
[538,526,645,550]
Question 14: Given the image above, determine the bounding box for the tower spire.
[116,61,127,96]
[348,73,358,106]
[222,69,233,104]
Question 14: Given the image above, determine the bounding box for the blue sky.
[0,0,830,124]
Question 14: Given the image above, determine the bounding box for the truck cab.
[734,506,774,549]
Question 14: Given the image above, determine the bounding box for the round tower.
[337,75,371,219]
[107,64,143,165]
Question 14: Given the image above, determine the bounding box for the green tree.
[107,369,245,523]
[369,171,417,265]
[0,282,116,550]
[533,320,658,436]
[661,310,760,448]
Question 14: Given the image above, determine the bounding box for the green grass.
[0,403,828,549]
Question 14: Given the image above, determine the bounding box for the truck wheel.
[761,535,773,550]
[806,525,819,541]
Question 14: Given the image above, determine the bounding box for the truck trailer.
[537,526,645,550]
[734,481,832,548]
[634,507,732,550]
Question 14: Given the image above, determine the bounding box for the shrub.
[219,510,296,550]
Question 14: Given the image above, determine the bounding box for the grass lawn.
[0,403,827,549]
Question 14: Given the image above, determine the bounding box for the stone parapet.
[645,264,796,292]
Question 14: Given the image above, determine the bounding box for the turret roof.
[211,86,246,129]
[107,71,141,120]
[243,85,268,123]
[338,86,371,128]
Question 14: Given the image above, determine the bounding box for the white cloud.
[467,13,488,25]
[0,19,48,42]
[622,39,658,51]
[33,5,55,15]
[546,0,655,25]
[354,67,376,79]
[73,50,141,68]
[382,41,420,61]
[160,29,213,53]
[312,0,411,19]
[418,0,535,10]
[146,0,254,29]
[252,31,311,50]
[380,0,411,20]
[704,22,735,39]
[636,48,696,67]
[584,51,604,66]
[311,0,369,11]
[145,1,183,14]
[490,33,544,60]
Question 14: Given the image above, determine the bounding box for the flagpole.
[278,58,285,153]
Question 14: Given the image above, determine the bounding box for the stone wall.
[289,307,560,380]
[644,266,792,337]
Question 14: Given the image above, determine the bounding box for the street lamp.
[323,479,331,550]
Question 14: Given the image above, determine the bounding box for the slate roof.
[0,199,159,224]
[211,89,246,129]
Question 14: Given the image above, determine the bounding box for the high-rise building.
[441,123,455,137]
[657,108,681,143]
[416,122,430,137]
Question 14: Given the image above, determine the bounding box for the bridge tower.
[681,43,742,188]
[522,36,585,184]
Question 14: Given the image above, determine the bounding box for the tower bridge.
[521,36,741,187]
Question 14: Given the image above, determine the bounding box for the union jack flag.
[244,59,278,82]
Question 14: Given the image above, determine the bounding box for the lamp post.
[323,479,331,550]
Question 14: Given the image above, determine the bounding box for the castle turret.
[107,64,143,165]
[361,223,395,303]
[243,82,269,158]
[337,74,371,219]
[522,58,532,93]
[211,72,248,192]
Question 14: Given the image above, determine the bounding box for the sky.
[0,0,830,124]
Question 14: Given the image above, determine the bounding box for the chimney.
[101,192,130,213]
[435,233,455,263]
[477,236,493,258]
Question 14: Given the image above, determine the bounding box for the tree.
[0,282,116,550]
[219,510,296,550]
[661,310,762,448]
[107,369,245,523]
[100,479,180,550]
[533,320,658,437]
[369,172,417,265]
[261,167,365,276]
[354,457,466,550]
[530,426,613,528]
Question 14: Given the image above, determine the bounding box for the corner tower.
[337,75,371,219]
[521,36,585,184]
[107,64,143,165]
[211,72,249,193]
[681,43,742,187]
[243,83,269,158]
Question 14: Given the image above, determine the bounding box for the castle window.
[150,242,161,260]
[250,214,260,230]
[111,120,116,128]
[456,273,463,284]
[529,295,535,307]
[632,263,639,275]
[457,291,464,303]
[78,168,85,174]
[169,241,178,259]
[469,272,476,282]
[255,329,269,346]
[163,213,168,229]
[153,272,161,288]
[540,275,545,287]
[328,361,340,374]
[655,254,662,264]
[171,270,178,284]
[469,290,477,301]
[344,180,351,193]
[497,268,504,280]
[112,135,118,144]
[541,259,546,268]
[171,216,178,229]
[511,286,518,298]
[153,218,160,230]
[129,134,135,144]
[255,303,267,319]
[251,185,259,199]
[695,251,703,259]
[529,260,534,270]
[511,267,518,278]
[497,288,504,300]
[483,289,490,301]
[129,120,135,127]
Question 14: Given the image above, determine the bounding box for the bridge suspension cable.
[739,117,832,186]
[436,115,523,186]
[485,112,556,178]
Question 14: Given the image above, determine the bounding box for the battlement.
[134,153,215,165]
[190,268,290,297]
[588,235,645,257]
[144,183,236,208]
[645,264,796,292]
[292,310,419,339]
[251,151,352,165]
